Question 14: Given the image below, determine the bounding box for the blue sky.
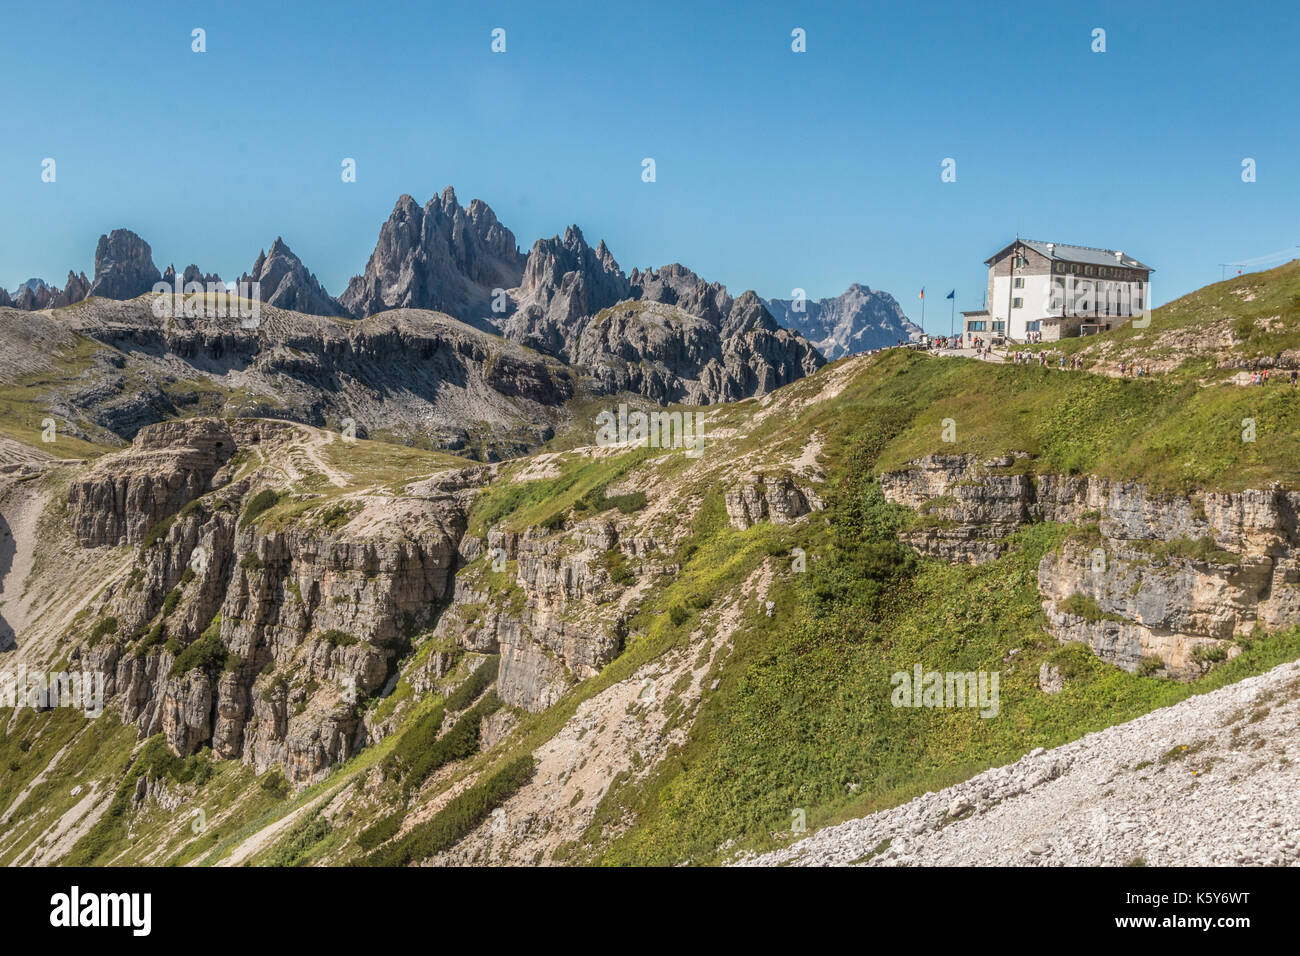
[3,0,1298,333]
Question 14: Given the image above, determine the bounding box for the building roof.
[986,239,1153,272]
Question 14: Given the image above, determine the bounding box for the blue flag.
[946,289,955,299]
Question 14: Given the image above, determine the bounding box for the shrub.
[445,656,499,712]
[318,504,353,530]
[169,630,227,678]
[266,812,332,867]
[239,553,265,571]
[89,617,119,645]
[357,812,404,851]
[142,515,175,548]
[1193,643,1228,664]
[242,489,284,524]
[365,755,534,866]
[609,491,647,514]
[162,589,182,617]
[1137,654,1165,676]
[259,769,290,798]
[320,629,358,648]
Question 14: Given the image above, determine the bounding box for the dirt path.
[211,791,333,867]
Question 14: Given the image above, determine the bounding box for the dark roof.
[986,239,1153,272]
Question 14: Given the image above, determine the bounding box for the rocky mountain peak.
[241,237,346,317]
[87,228,162,300]
[340,188,526,326]
[764,284,921,359]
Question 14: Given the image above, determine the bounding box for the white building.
[962,239,1153,345]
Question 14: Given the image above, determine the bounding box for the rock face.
[67,418,239,547]
[75,419,476,785]
[51,270,90,308]
[725,473,823,529]
[765,284,921,358]
[47,296,573,458]
[571,298,822,404]
[86,229,162,300]
[504,226,631,357]
[241,237,347,317]
[162,263,222,290]
[341,188,525,327]
[438,523,634,713]
[631,263,733,329]
[881,454,1300,678]
[5,274,90,310]
[503,238,825,405]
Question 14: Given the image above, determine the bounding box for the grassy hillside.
[5,263,1300,867]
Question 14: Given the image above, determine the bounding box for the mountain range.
[3,187,920,359]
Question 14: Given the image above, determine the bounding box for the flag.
[918,288,925,300]
[945,290,955,300]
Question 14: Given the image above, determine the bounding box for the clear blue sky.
[3,0,1298,333]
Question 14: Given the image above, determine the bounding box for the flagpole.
[921,288,925,331]
[950,294,955,344]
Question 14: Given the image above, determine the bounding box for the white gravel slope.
[740,659,1300,867]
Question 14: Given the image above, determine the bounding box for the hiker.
[1291,369,1298,388]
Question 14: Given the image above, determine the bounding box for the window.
[1026,321,1041,332]
[993,321,1006,332]
[1054,263,1067,274]
[1070,264,1081,274]
[969,320,987,331]
[1012,297,1024,309]
[1013,277,1024,288]
[1085,266,1095,276]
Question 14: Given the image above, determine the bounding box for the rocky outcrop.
[881,454,1300,678]
[435,522,648,713]
[241,237,346,317]
[725,472,823,529]
[86,229,162,300]
[341,188,525,327]
[162,263,222,290]
[503,226,630,357]
[51,270,90,308]
[630,263,732,329]
[50,296,572,456]
[73,421,478,785]
[572,298,824,405]
[66,418,240,547]
[765,284,921,359]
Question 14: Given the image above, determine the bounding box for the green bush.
[445,656,499,712]
[242,489,284,524]
[169,630,227,678]
[142,515,175,548]
[356,812,404,851]
[162,589,182,617]
[320,629,358,648]
[88,617,119,645]
[365,755,534,866]
[266,812,332,867]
